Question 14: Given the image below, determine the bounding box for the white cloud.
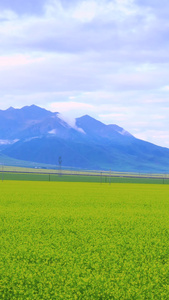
[58,112,85,133]
[50,101,94,112]
[135,130,169,148]
[0,54,43,69]
[0,0,169,148]
[72,1,99,22]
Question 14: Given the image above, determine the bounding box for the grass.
[0,181,169,299]
[1,169,169,184]
[1,165,169,184]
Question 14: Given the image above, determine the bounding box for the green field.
[1,170,169,185]
[0,181,169,299]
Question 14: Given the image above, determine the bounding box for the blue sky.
[0,0,169,147]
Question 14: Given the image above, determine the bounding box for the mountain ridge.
[0,104,169,172]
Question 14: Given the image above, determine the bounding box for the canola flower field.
[0,180,169,299]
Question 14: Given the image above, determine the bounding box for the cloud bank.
[0,0,169,147]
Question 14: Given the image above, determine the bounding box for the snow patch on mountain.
[0,139,19,145]
[48,129,57,135]
[118,129,132,136]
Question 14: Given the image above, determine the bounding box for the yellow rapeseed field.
[0,181,169,299]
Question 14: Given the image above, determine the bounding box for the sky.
[0,0,169,147]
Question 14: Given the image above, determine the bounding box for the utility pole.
[100,172,102,184]
[1,164,4,182]
[58,156,62,176]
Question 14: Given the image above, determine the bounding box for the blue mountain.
[1,105,169,172]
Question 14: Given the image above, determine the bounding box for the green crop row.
[0,171,169,184]
[0,181,169,299]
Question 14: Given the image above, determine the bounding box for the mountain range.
[0,104,169,172]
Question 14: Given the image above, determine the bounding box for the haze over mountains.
[0,104,169,172]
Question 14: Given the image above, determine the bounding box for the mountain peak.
[19,104,56,120]
[6,106,15,111]
[78,114,102,122]
[76,114,105,129]
[21,104,49,112]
